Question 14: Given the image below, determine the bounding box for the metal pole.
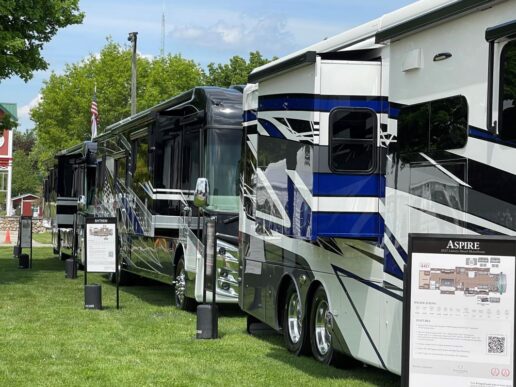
[128,32,138,116]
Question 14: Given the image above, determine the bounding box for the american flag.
[91,88,98,139]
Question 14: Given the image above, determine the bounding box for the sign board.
[20,217,32,248]
[85,217,116,273]
[403,234,516,387]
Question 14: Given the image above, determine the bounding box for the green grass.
[0,248,400,386]
[31,232,52,245]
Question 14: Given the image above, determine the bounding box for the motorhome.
[93,86,242,309]
[239,0,516,374]
[43,141,97,260]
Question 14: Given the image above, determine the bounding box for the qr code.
[488,335,506,355]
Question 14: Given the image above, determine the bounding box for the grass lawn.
[31,232,52,245]
[0,247,400,386]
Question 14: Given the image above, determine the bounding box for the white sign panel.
[407,235,515,387]
[86,220,116,273]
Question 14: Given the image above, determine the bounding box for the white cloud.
[169,14,295,54]
[17,94,42,121]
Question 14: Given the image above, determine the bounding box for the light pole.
[127,32,138,116]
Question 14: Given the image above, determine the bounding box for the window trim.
[328,106,377,174]
[497,39,516,140]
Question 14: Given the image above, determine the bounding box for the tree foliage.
[31,40,204,168]
[31,42,273,173]
[0,0,84,81]
[12,130,41,197]
[204,51,274,87]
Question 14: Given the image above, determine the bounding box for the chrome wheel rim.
[175,267,186,305]
[287,291,302,344]
[314,300,331,355]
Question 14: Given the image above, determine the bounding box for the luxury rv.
[93,86,242,309]
[43,141,97,260]
[239,0,516,375]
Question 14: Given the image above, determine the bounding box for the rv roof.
[56,141,97,158]
[249,0,500,82]
[97,86,242,139]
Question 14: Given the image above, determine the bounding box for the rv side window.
[499,40,516,141]
[132,137,150,202]
[329,108,376,172]
[181,131,200,191]
[397,95,468,154]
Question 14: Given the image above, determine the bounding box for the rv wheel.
[174,257,196,311]
[283,282,309,355]
[309,285,335,365]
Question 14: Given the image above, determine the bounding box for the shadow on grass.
[246,329,400,386]
[0,254,66,286]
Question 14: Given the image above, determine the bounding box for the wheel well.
[276,275,293,331]
[276,276,324,331]
[173,245,184,269]
[305,280,323,324]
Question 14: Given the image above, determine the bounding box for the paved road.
[0,231,52,247]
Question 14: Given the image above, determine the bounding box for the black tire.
[283,282,309,355]
[174,257,196,311]
[309,285,336,365]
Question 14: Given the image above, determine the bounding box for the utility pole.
[128,32,138,116]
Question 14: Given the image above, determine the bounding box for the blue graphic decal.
[314,173,384,197]
[258,94,388,114]
[258,118,285,139]
[313,213,383,238]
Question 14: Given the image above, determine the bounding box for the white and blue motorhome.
[239,0,516,374]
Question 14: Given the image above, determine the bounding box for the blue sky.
[0,0,414,131]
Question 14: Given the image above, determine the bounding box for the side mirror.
[78,195,87,211]
[193,177,209,209]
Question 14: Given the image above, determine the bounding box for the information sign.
[85,217,116,273]
[20,217,32,248]
[403,234,516,387]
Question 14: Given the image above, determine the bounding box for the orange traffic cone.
[4,228,11,244]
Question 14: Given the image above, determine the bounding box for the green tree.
[12,129,40,197]
[0,0,83,81]
[31,40,204,169]
[13,128,35,154]
[204,51,274,87]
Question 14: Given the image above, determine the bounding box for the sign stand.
[84,217,119,310]
[196,216,218,339]
[16,216,32,269]
[403,233,516,387]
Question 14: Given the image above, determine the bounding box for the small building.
[12,194,40,217]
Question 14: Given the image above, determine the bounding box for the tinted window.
[500,40,516,141]
[397,95,468,154]
[181,131,200,191]
[132,137,150,202]
[329,108,376,172]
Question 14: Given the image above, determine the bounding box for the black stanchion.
[65,258,77,279]
[16,216,32,269]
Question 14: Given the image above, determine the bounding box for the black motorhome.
[43,141,97,260]
[94,86,242,309]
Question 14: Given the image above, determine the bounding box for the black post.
[116,225,120,310]
[29,217,33,269]
[202,216,207,304]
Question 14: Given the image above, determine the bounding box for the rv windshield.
[205,128,242,213]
